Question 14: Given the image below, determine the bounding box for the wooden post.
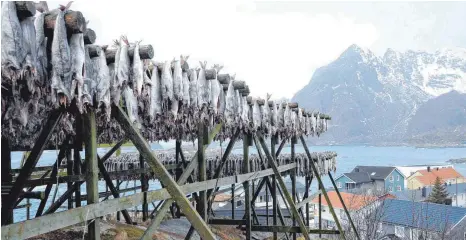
[266,179,269,225]
[300,136,345,240]
[116,179,121,221]
[1,137,13,225]
[83,108,100,240]
[291,137,297,240]
[318,180,322,237]
[197,123,207,221]
[243,133,252,239]
[175,141,182,218]
[66,148,73,209]
[271,136,278,240]
[74,115,83,208]
[231,184,235,219]
[140,155,149,221]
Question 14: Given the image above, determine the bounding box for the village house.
[395,164,454,188]
[406,166,465,190]
[335,166,405,194]
[377,199,466,240]
[310,191,394,229]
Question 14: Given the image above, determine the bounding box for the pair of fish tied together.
[104,150,337,180]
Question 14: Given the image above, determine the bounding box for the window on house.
[388,186,393,192]
[395,226,404,238]
[397,175,400,181]
[337,182,342,188]
[259,196,263,202]
[397,186,401,191]
[237,200,242,206]
[389,176,394,182]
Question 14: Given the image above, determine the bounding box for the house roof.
[379,199,466,232]
[351,166,397,180]
[312,191,379,211]
[413,168,464,186]
[344,172,372,184]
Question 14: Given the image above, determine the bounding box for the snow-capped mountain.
[292,44,466,145]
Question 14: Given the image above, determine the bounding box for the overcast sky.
[50,1,466,99]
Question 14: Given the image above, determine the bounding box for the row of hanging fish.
[1,2,81,149]
[103,150,337,181]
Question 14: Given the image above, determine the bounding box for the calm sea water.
[10,144,466,222]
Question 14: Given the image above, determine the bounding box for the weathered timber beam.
[217,74,230,84]
[44,10,86,35]
[84,28,96,44]
[256,133,310,240]
[141,123,223,240]
[72,186,141,201]
[2,110,63,222]
[221,80,246,91]
[1,163,295,240]
[113,105,215,240]
[251,226,341,234]
[87,45,101,58]
[15,1,36,18]
[105,45,154,64]
[209,219,246,225]
[204,69,217,80]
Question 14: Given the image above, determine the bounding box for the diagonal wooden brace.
[256,133,310,240]
[140,123,223,240]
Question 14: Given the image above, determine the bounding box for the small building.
[335,166,405,194]
[406,167,465,190]
[310,191,395,229]
[393,182,466,208]
[395,164,454,189]
[377,199,466,240]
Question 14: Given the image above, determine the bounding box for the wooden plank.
[251,226,341,234]
[83,109,100,240]
[113,105,215,240]
[209,219,246,225]
[1,137,13,225]
[243,133,251,239]
[197,123,207,221]
[2,110,63,223]
[1,163,293,239]
[256,134,310,240]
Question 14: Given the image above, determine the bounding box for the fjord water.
[10,145,466,222]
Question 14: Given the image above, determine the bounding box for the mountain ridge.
[292,44,466,146]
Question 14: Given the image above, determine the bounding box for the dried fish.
[69,33,85,111]
[271,100,278,135]
[182,71,190,105]
[51,10,72,105]
[123,85,139,126]
[132,40,143,96]
[197,61,209,108]
[252,99,261,131]
[161,60,174,101]
[241,96,249,128]
[150,61,162,119]
[34,12,47,84]
[20,16,37,92]
[96,48,111,119]
[173,57,183,101]
[224,81,235,126]
[284,103,291,132]
[189,69,198,108]
[117,36,130,87]
[110,40,122,105]
[1,2,23,75]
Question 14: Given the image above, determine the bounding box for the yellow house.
[407,167,465,190]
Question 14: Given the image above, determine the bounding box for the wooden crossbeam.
[251,226,341,234]
[113,105,215,240]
